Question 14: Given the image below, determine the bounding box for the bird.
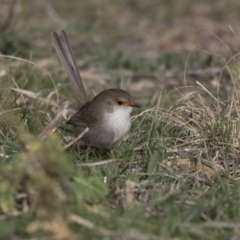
[51,30,140,149]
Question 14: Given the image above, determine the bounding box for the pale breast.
[104,106,133,144]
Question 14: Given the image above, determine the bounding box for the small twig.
[11,76,27,107]
[11,88,59,107]
[39,101,68,140]
[77,159,116,167]
[15,193,27,200]
[62,128,89,150]
[212,151,219,162]
[71,211,156,240]
[70,214,114,237]
[196,81,224,105]
[182,221,240,229]
[0,108,21,116]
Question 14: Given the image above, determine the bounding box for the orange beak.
[127,101,141,108]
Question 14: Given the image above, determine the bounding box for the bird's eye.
[117,101,123,105]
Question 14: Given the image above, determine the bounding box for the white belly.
[104,106,132,143]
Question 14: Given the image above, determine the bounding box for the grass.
[1,0,240,239]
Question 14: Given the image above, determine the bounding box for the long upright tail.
[51,30,88,106]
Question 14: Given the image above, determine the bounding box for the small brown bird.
[51,30,140,148]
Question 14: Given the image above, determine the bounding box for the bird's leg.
[106,149,114,159]
[77,141,81,155]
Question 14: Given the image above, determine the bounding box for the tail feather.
[51,30,88,106]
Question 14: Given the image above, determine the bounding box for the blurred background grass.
[2,0,240,57]
[1,0,240,98]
